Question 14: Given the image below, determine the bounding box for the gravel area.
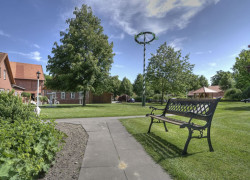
[39,123,88,180]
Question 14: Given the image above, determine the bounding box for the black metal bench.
[146,98,220,155]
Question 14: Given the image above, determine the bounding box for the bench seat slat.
[148,114,203,128]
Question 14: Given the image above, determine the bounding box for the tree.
[198,75,209,87]
[46,5,114,106]
[186,74,201,91]
[219,73,235,91]
[119,77,133,96]
[108,76,121,100]
[211,70,233,86]
[133,74,143,96]
[233,49,250,90]
[146,42,194,104]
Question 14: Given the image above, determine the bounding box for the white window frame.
[71,92,75,99]
[4,70,6,80]
[52,92,56,99]
[61,92,65,99]
[0,89,4,92]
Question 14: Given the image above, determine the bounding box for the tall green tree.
[119,77,133,96]
[198,75,209,87]
[108,76,121,100]
[219,73,235,90]
[147,42,194,104]
[233,49,250,90]
[211,70,233,86]
[46,5,114,106]
[186,74,201,91]
[133,74,143,96]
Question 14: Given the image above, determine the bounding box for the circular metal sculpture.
[134,32,156,106]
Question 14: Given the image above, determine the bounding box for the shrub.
[224,88,243,100]
[152,94,168,102]
[0,91,65,179]
[21,92,31,98]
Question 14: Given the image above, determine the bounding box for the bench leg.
[207,127,214,152]
[163,122,168,132]
[147,118,154,133]
[182,128,193,155]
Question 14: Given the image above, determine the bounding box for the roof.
[0,52,15,84]
[10,61,45,80]
[12,84,25,90]
[187,90,195,96]
[193,87,218,94]
[208,85,223,92]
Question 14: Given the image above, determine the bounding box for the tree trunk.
[82,90,86,106]
[161,90,164,105]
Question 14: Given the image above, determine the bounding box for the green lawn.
[120,102,250,180]
[40,103,161,119]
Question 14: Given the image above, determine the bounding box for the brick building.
[43,89,112,104]
[10,61,45,100]
[0,53,15,92]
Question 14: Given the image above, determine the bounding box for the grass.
[40,103,163,119]
[120,102,250,180]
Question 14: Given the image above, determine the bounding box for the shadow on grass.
[133,133,185,162]
[224,106,250,111]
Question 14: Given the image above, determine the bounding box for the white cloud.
[8,51,45,62]
[195,50,212,55]
[0,30,10,37]
[33,44,40,49]
[76,0,220,36]
[169,37,187,50]
[110,33,125,40]
[208,62,216,67]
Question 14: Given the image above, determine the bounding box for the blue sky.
[0,0,249,84]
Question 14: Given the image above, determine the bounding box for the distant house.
[43,89,112,104]
[188,86,224,98]
[10,61,45,100]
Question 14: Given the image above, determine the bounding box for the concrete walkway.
[56,116,172,180]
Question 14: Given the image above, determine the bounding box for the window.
[61,92,65,99]
[71,92,75,99]
[79,92,83,99]
[52,92,56,99]
[4,70,6,80]
[0,89,4,92]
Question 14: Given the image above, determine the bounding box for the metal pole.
[142,34,146,106]
[37,78,39,108]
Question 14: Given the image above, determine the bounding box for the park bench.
[146,98,220,155]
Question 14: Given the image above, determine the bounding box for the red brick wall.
[15,79,44,96]
[44,90,81,104]
[0,60,12,91]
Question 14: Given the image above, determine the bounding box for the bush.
[21,92,31,98]
[152,94,168,102]
[0,91,65,179]
[224,88,243,100]
[39,96,48,103]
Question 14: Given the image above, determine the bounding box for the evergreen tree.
[46,5,114,106]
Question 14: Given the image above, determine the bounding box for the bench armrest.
[147,106,165,116]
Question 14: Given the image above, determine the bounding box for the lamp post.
[36,71,41,108]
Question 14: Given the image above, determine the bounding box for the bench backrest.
[163,98,220,121]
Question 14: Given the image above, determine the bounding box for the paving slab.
[56,116,172,180]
